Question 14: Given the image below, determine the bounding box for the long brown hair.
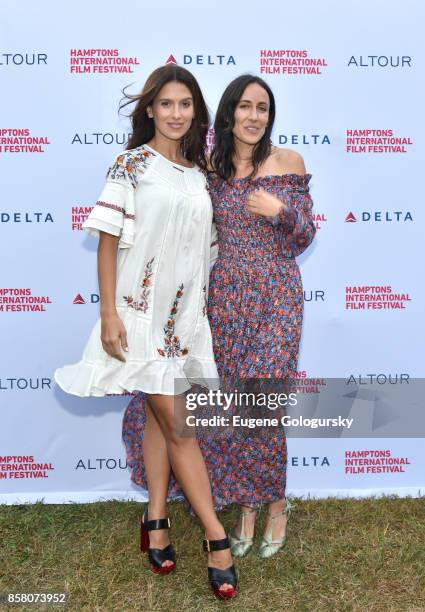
[120,65,210,171]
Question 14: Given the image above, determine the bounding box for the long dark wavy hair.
[210,74,276,181]
[119,65,210,171]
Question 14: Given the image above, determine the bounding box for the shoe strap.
[148,544,176,567]
[240,509,256,539]
[203,536,230,552]
[143,509,171,531]
[208,564,237,589]
[269,499,294,520]
[231,532,253,545]
[261,537,287,547]
[241,509,256,518]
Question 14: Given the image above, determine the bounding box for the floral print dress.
[54,144,218,397]
[121,170,316,510]
[197,172,316,509]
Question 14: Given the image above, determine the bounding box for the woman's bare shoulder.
[271,146,306,175]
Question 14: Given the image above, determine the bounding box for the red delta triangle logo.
[345,212,357,222]
[166,54,177,65]
[73,293,86,304]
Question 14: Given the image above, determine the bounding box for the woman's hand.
[246,189,290,218]
[100,312,128,362]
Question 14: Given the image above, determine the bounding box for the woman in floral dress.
[55,65,237,599]
[200,74,316,557]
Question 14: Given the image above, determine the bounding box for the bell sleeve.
[268,174,316,258]
[83,153,136,249]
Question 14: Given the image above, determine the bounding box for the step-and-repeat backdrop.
[1,1,423,503]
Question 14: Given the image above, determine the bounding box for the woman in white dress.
[54,65,237,599]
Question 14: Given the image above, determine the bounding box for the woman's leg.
[142,398,173,567]
[233,505,257,539]
[146,393,234,592]
[234,500,288,542]
[264,498,288,538]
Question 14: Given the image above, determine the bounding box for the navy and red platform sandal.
[140,508,176,575]
[203,535,238,599]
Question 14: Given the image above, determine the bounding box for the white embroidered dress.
[54,144,219,396]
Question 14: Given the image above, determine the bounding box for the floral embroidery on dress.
[123,257,155,313]
[107,146,155,189]
[157,284,189,358]
[202,283,207,317]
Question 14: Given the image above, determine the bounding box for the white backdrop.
[1,0,424,504]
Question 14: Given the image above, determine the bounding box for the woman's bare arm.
[98,232,128,362]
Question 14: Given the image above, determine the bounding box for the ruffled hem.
[231,172,312,190]
[54,355,219,397]
[208,171,312,192]
[266,204,297,230]
[82,176,136,249]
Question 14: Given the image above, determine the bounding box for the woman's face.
[148,81,195,141]
[232,82,270,146]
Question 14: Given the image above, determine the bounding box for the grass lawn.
[0,497,424,611]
